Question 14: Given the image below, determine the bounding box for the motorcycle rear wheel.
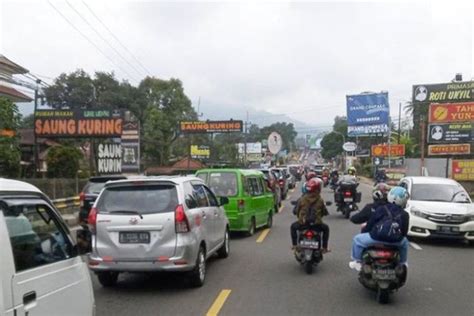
[304,261,313,274]
[376,288,390,304]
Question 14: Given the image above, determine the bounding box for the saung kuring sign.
[97,143,122,174]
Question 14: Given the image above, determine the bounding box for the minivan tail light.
[175,205,190,233]
[88,207,98,230]
[238,199,245,212]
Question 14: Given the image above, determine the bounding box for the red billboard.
[429,102,474,123]
[371,144,405,157]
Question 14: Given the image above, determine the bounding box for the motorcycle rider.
[375,168,388,184]
[350,182,391,227]
[335,166,359,207]
[291,178,330,253]
[349,186,410,271]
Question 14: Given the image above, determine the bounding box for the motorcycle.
[359,245,407,304]
[329,174,339,190]
[335,183,361,219]
[295,227,323,274]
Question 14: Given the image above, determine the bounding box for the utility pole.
[420,115,426,176]
[388,116,392,169]
[243,111,248,167]
[398,102,402,144]
[33,79,41,178]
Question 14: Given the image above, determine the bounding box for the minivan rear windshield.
[209,172,238,197]
[97,185,178,215]
[84,182,106,194]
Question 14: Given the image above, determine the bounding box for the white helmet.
[387,186,409,208]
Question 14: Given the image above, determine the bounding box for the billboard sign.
[371,144,405,157]
[268,132,282,154]
[179,120,243,134]
[34,109,123,137]
[237,142,262,154]
[121,120,140,173]
[190,145,210,159]
[96,143,122,174]
[452,160,474,181]
[372,156,405,168]
[385,168,407,186]
[346,92,389,136]
[428,102,474,123]
[412,81,474,105]
[428,144,471,155]
[342,142,357,152]
[355,148,370,157]
[427,122,473,143]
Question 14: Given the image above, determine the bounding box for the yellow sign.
[190,145,210,159]
[452,160,474,181]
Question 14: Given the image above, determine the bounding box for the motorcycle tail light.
[343,191,352,197]
[305,230,314,238]
[369,249,395,259]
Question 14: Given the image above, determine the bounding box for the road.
[92,181,474,316]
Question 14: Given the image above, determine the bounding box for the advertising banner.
[237,142,262,154]
[385,168,407,186]
[121,120,140,173]
[371,144,406,157]
[452,160,474,181]
[428,144,471,155]
[427,122,473,143]
[372,156,405,168]
[34,109,123,137]
[346,92,389,136]
[96,143,122,174]
[191,145,210,159]
[428,102,474,123]
[246,153,263,162]
[412,81,474,105]
[347,124,389,136]
[179,120,243,134]
[355,148,370,157]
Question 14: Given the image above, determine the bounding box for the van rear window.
[97,185,178,215]
[209,172,238,197]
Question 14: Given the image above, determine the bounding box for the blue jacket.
[365,203,409,240]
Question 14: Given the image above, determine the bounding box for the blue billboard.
[346,92,390,136]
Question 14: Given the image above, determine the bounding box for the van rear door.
[94,182,179,261]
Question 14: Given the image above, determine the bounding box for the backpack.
[370,206,403,242]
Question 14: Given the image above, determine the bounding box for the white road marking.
[410,242,422,250]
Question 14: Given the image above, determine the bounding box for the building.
[0,55,33,102]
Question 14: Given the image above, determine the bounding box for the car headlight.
[410,207,428,219]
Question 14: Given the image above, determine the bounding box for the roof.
[196,168,264,176]
[0,85,33,102]
[104,176,202,187]
[0,178,41,193]
[404,176,459,185]
[0,55,29,74]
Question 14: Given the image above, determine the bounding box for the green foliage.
[46,146,83,178]
[320,116,347,160]
[20,113,35,129]
[0,97,21,177]
[44,70,95,109]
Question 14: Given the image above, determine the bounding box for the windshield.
[208,172,238,197]
[411,184,470,203]
[97,185,178,214]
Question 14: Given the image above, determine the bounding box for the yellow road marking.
[206,289,231,316]
[256,228,270,243]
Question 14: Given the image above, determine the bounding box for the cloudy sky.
[1,0,473,131]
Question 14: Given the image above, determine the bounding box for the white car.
[399,176,474,243]
[0,179,95,316]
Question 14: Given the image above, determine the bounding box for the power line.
[65,0,144,79]
[81,0,152,76]
[47,0,138,82]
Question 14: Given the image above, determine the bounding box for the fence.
[13,178,88,199]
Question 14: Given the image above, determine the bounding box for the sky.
[1,0,473,132]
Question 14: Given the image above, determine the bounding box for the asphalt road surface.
[92,181,474,316]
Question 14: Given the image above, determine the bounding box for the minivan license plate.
[119,232,150,244]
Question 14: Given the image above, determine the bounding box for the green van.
[195,169,275,235]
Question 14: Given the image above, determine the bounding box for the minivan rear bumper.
[88,235,199,272]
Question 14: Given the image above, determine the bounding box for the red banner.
[371,144,405,157]
[452,160,474,181]
[429,102,474,123]
[428,144,471,155]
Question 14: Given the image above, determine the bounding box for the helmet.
[372,183,391,201]
[348,166,356,175]
[305,171,317,181]
[305,178,322,193]
[387,186,409,208]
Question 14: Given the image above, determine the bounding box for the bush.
[47,146,83,178]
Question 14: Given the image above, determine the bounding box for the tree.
[139,77,197,165]
[20,113,35,129]
[320,116,347,160]
[0,97,21,177]
[46,145,83,178]
[44,69,95,109]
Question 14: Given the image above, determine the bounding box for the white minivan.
[0,179,95,316]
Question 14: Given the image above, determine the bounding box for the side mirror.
[325,201,332,206]
[76,227,92,255]
[219,196,229,206]
[290,200,298,206]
